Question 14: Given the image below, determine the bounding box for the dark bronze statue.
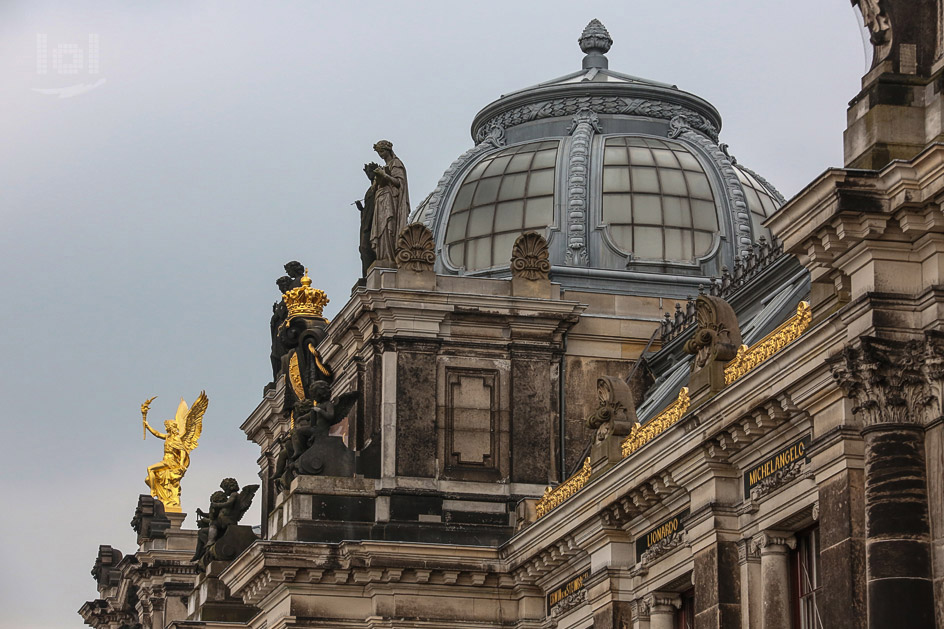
[273,381,360,491]
[269,262,307,381]
[355,162,380,277]
[192,478,259,570]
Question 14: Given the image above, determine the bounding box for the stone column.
[736,539,760,629]
[830,337,936,629]
[751,532,795,629]
[645,593,680,629]
[692,540,740,629]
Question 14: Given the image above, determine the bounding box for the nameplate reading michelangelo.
[546,568,590,615]
[743,435,810,498]
[635,509,689,557]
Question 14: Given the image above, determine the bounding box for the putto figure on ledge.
[191,478,259,570]
[140,392,208,512]
[369,140,410,266]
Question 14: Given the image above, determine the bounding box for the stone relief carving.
[683,295,742,397]
[564,108,601,265]
[550,588,587,617]
[669,115,754,255]
[639,530,688,565]
[750,532,796,553]
[395,223,436,273]
[474,96,718,144]
[586,375,637,442]
[829,335,938,426]
[737,538,761,564]
[415,124,506,227]
[510,231,551,280]
[749,457,806,501]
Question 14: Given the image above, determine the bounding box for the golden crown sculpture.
[283,270,329,320]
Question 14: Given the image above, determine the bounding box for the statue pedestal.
[269,475,378,543]
[187,561,258,623]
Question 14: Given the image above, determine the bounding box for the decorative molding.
[621,387,690,458]
[829,335,937,426]
[812,500,820,522]
[510,231,551,280]
[536,457,592,519]
[751,532,797,553]
[415,125,506,227]
[724,301,812,385]
[669,115,753,255]
[474,96,718,144]
[394,223,436,272]
[737,163,787,205]
[564,108,600,265]
[639,530,688,566]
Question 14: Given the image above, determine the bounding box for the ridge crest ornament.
[511,231,551,280]
[395,223,436,272]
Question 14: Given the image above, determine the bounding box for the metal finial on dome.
[578,19,612,70]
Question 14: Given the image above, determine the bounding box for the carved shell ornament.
[511,232,550,280]
[394,223,435,272]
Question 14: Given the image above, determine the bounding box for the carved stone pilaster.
[736,538,760,565]
[564,108,600,265]
[829,336,935,427]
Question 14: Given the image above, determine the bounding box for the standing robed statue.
[368,140,410,266]
[140,391,208,512]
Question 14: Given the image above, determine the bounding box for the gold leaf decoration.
[620,387,691,458]
[724,301,812,385]
[535,457,592,519]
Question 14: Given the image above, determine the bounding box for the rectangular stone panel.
[396,348,438,477]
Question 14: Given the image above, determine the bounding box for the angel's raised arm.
[141,396,166,439]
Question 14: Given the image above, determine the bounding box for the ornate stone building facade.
[81,7,944,629]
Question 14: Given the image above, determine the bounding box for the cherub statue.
[273,381,360,490]
[141,392,208,512]
[192,478,259,567]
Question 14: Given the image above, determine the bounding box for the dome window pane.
[691,200,718,231]
[495,200,525,231]
[447,242,465,268]
[631,167,660,194]
[660,170,688,196]
[467,206,495,238]
[467,237,491,270]
[632,194,662,224]
[532,150,558,169]
[466,159,490,181]
[694,231,713,256]
[602,193,631,224]
[603,166,631,192]
[525,196,554,226]
[675,151,701,171]
[759,193,777,216]
[453,183,476,211]
[652,149,678,168]
[662,197,688,227]
[484,155,512,177]
[609,225,632,250]
[628,147,655,166]
[684,172,712,199]
[528,170,555,196]
[492,232,519,267]
[664,228,685,261]
[445,210,469,243]
[498,173,528,201]
[507,153,534,173]
[634,226,663,259]
[604,146,629,164]
[473,178,500,205]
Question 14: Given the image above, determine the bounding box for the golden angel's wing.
[174,398,189,434]
[181,391,208,451]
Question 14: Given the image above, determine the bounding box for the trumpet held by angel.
[140,391,208,512]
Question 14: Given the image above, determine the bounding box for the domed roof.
[413,20,785,296]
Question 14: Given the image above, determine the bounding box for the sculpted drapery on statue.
[369,140,410,265]
[141,392,208,512]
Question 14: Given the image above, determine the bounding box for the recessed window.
[444,141,559,270]
[602,136,719,262]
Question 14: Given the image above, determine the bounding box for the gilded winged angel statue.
[141,391,208,512]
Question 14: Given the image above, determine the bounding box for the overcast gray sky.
[0,2,862,627]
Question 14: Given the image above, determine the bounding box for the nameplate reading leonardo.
[635,509,689,557]
[743,435,810,498]
[546,568,590,615]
